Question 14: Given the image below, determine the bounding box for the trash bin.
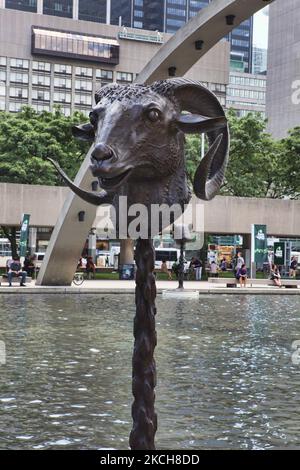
[119,264,135,280]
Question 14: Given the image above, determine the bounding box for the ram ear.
[72,123,95,142]
[177,114,227,134]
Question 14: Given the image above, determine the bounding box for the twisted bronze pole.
[129,238,157,450]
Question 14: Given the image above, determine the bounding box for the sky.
[253,6,269,49]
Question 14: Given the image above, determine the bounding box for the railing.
[118,31,163,44]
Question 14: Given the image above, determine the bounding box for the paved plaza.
[1,279,299,295]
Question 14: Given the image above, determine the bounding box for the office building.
[266,0,300,138]
[227,71,266,118]
[252,46,267,75]
[0,5,229,116]
[110,0,253,73]
[1,1,253,73]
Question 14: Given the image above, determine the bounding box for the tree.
[0,226,18,259]
[222,110,285,198]
[0,106,89,185]
[278,127,300,199]
[185,110,295,199]
[0,106,90,255]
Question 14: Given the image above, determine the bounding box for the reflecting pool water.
[0,294,300,450]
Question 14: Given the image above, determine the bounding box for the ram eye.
[147,109,161,122]
[89,112,98,127]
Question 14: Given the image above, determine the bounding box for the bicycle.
[72,271,86,286]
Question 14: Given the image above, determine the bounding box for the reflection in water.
[0,294,300,450]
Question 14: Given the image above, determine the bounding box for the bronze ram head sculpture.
[50,78,229,222]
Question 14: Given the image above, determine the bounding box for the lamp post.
[174,224,193,290]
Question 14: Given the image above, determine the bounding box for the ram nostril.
[91,143,113,162]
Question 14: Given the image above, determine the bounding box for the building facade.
[0,5,229,116]
[267,0,300,139]
[111,0,253,74]
[252,46,267,76]
[1,0,253,73]
[226,71,266,118]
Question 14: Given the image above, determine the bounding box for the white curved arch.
[137,0,274,84]
[37,0,275,285]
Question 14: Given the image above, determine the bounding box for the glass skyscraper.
[111,0,253,73]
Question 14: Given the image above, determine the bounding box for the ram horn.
[151,78,229,201]
[47,158,113,206]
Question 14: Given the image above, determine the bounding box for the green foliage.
[185,109,300,199]
[0,106,89,186]
[278,127,300,199]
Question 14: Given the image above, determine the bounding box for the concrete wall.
[1,183,300,237]
[0,183,69,227]
[267,0,300,138]
[203,195,300,237]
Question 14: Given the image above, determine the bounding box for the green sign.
[251,224,268,269]
[274,242,285,266]
[19,213,30,257]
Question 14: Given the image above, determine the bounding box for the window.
[59,106,71,116]
[75,67,93,77]
[32,75,51,87]
[9,101,23,112]
[10,72,29,84]
[32,89,50,101]
[9,87,28,99]
[10,58,29,69]
[78,0,106,23]
[32,61,51,72]
[54,77,71,89]
[32,27,120,65]
[96,69,113,81]
[0,57,7,67]
[75,94,92,106]
[53,91,71,103]
[0,83,5,96]
[5,0,37,13]
[166,18,185,27]
[43,0,73,18]
[0,70,6,82]
[32,103,50,113]
[133,21,143,28]
[0,97,5,111]
[54,64,72,75]
[117,71,133,82]
[75,80,93,91]
[134,10,143,18]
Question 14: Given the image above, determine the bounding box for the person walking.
[161,260,172,280]
[289,256,298,278]
[235,252,244,274]
[190,257,203,281]
[86,256,96,280]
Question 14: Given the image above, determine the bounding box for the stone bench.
[210,278,299,288]
[0,275,32,286]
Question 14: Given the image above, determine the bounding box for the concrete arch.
[37,0,275,285]
[137,0,274,84]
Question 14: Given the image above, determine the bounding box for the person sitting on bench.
[8,256,27,287]
[270,264,282,288]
